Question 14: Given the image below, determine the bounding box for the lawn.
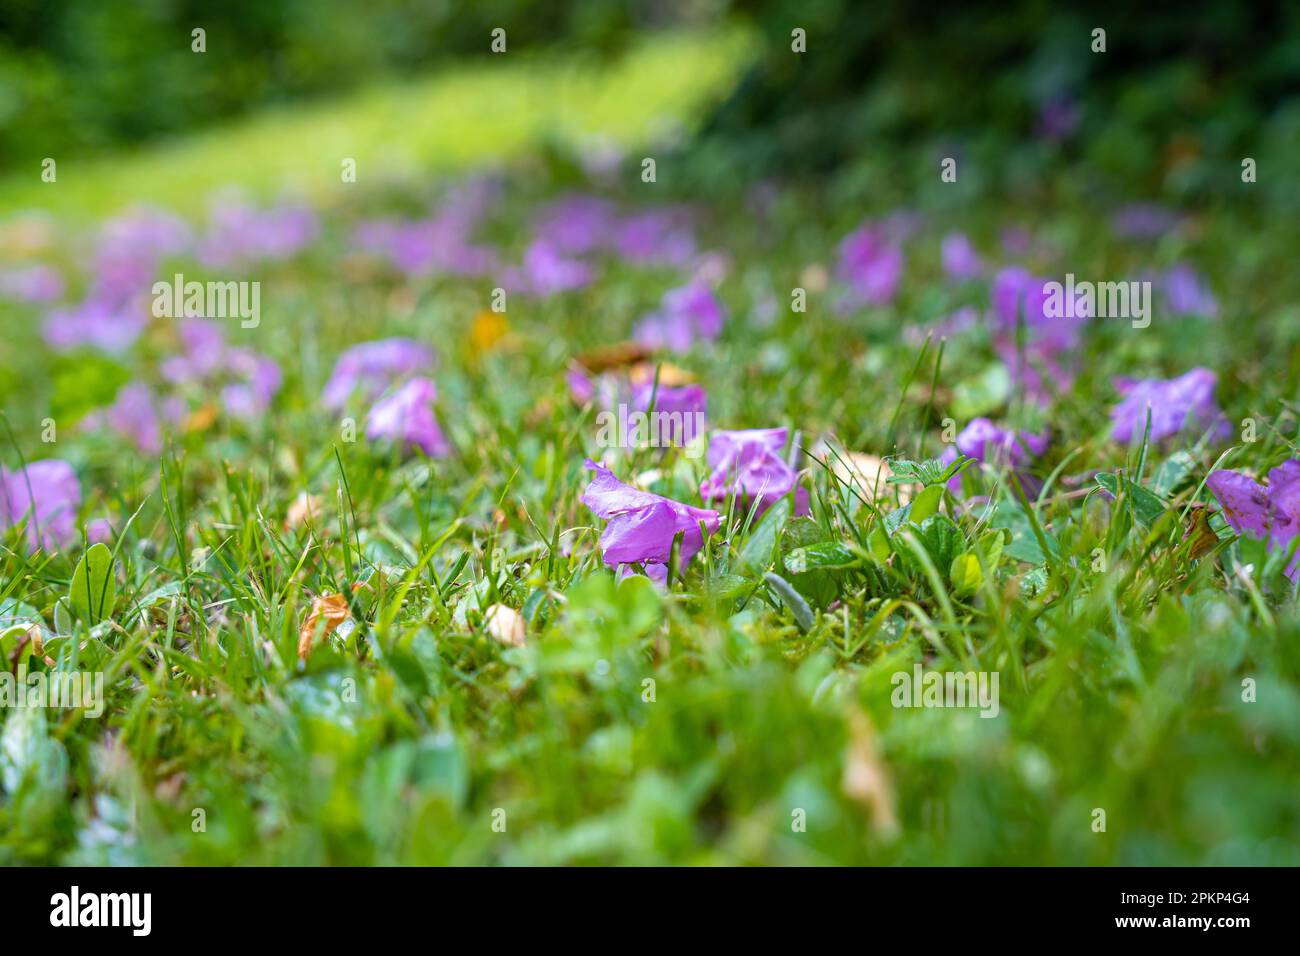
[1,25,1298,866]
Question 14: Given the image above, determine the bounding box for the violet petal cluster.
[581,459,719,577]
[364,377,450,457]
[699,428,808,517]
[1208,461,1300,580]
[1109,367,1231,444]
[0,459,81,552]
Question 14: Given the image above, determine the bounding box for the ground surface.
[1,28,1298,865]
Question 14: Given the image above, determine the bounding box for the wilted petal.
[835,223,903,308]
[1109,367,1230,444]
[580,459,719,575]
[365,377,450,457]
[700,427,806,516]
[322,338,436,410]
[0,459,81,552]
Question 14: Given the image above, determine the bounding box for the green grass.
[0,27,752,221]
[1,32,1299,866]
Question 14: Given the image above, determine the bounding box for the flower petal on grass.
[581,459,719,576]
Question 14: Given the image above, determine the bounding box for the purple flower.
[835,223,904,308]
[160,318,227,383]
[0,459,81,552]
[1109,367,1231,444]
[990,267,1088,401]
[43,298,149,354]
[941,233,982,280]
[322,338,436,410]
[221,350,282,419]
[629,382,707,448]
[83,383,164,454]
[567,363,596,405]
[437,176,503,230]
[520,240,595,296]
[959,417,1047,465]
[365,377,450,457]
[904,305,979,346]
[612,210,697,267]
[634,281,726,351]
[1208,461,1300,579]
[161,318,281,419]
[43,207,190,352]
[0,265,63,304]
[100,207,193,261]
[1000,226,1033,256]
[1162,263,1218,317]
[699,428,808,517]
[534,196,618,255]
[354,216,498,278]
[1111,203,1182,239]
[1036,94,1080,143]
[91,207,193,305]
[941,418,1048,495]
[581,459,719,577]
[200,197,319,268]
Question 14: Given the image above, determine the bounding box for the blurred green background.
[4,0,1299,207]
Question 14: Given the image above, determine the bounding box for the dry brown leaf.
[573,340,654,374]
[285,492,323,529]
[483,603,526,647]
[385,286,417,318]
[800,263,829,293]
[1182,502,1219,560]
[830,452,911,505]
[298,593,351,660]
[842,711,899,840]
[183,403,219,434]
[627,361,694,387]
[7,626,42,673]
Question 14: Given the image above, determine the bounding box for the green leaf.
[784,540,866,574]
[779,516,830,553]
[0,597,40,630]
[949,552,983,596]
[703,572,751,600]
[53,598,73,635]
[1019,566,1049,597]
[915,515,965,572]
[763,571,815,632]
[1096,472,1168,528]
[977,528,1009,568]
[0,706,69,796]
[49,354,130,425]
[908,483,944,524]
[788,570,840,609]
[739,497,791,573]
[1151,451,1198,497]
[952,363,1012,419]
[991,501,1059,565]
[68,543,117,625]
[884,503,912,534]
[0,624,37,670]
[885,455,972,487]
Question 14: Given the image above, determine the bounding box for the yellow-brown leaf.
[298,593,351,660]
